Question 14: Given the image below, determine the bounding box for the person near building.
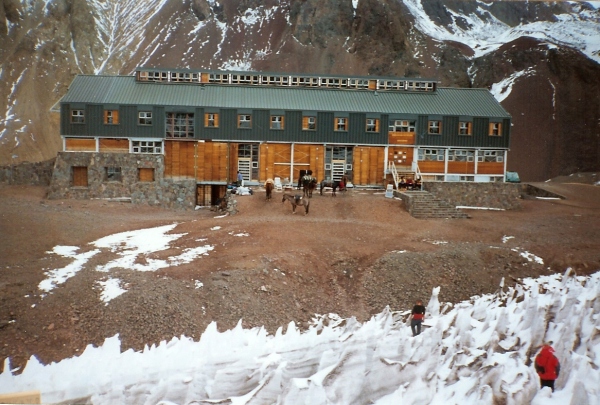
[236,171,243,187]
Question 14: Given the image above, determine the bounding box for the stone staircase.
[399,190,469,219]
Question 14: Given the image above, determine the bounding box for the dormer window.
[458,122,472,135]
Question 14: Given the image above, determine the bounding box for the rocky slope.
[0,0,598,181]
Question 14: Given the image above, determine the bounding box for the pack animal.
[264,178,275,200]
[282,193,310,215]
[319,175,348,197]
[302,175,317,198]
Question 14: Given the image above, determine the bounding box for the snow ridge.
[1,269,599,404]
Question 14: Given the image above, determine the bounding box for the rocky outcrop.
[0,0,598,183]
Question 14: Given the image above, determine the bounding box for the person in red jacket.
[534,343,561,392]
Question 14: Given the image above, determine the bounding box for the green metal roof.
[61,75,511,118]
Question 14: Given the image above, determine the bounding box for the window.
[458,122,472,135]
[335,117,348,131]
[270,115,284,130]
[170,72,198,82]
[205,113,219,128]
[132,140,162,154]
[138,111,152,125]
[448,150,474,162]
[71,166,88,186]
[166,113,194,138]
[71,110,85,124]
[302,116,316,130]
[238,114,252,129]
[389,120,415,132]
[366,118,379,132]
[479,150,504,162]
[138,168,155,182]
[105,166,122,182]
[489,122,502,136]
[428,120,441,134]
[104,110,119,125]
[418,149,444,161]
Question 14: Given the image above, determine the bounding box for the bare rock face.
[0,0,598,181]
[289,0,354,48]
[0,0,21,35]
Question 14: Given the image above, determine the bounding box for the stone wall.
[422,181,523,210]
[0,159,55,185]
[130,180,197,210]
[47,152,196,210]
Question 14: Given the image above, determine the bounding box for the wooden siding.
[353,146,385,186]
[448,161,475,174]
[197,142,229,182]
[66,138,96,151]
[418,161,445,173]
[388,131,415,145]
[260,143,291,180]
[164,140,196,179]
[228,143,238,183]
[477,162,504,174]
[292,144,323,182]
[99,138,129,152]
[388,147,414,169]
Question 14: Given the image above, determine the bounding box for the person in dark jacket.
[535,343,560,392]
[410,300,426,336]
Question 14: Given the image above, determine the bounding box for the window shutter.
[204,113,209,127]
[214,113,219,127]
[281,116,284,130]
[375,119,379,132]
[113,110,119,124]
[302,116,308,130]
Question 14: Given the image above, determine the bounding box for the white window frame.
[239,114,252,129]
[132,140,163,154]
[428,120,441,134]
[366,118,378,132]
[71,110,85,124]
[138,111,152,126]
[271,115,283,130]
[335,117,348,132]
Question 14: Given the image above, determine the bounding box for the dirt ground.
[1,177,599,374]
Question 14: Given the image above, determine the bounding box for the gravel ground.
[1,181,599,373]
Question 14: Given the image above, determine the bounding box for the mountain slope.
[0,0,598,181]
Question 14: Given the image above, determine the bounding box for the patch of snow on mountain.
[402,0,600,63]
[490,68,535,102]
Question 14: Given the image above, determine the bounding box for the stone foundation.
[422,182,523,210]
[47,152,196,210]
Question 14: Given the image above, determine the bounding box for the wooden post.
[0,390,41,404]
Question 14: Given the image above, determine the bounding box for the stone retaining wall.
[47,152,196,210]
[422,181,523,210]
[0,159,55,185]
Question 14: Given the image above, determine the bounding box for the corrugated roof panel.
[61,76,511,118]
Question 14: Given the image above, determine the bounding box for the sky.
[1,222,599,404]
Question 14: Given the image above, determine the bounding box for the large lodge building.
[48,67,512,208]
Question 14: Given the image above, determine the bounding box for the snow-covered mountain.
[0,0,598,181]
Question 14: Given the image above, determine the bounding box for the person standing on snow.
[410,300,426,336]
[534,343,560,392]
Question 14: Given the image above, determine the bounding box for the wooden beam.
[0,390,41,404]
